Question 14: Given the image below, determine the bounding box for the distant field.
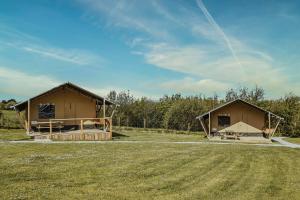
[0,141,299,200]
[284,137,300,144]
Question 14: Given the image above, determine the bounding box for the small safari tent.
[14,82,116,141]
[196,99,283,141]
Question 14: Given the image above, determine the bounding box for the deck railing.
[48,117,112,135]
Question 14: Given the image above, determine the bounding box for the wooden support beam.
[27,99,31,134]
[271,118,281,138]
[199,117,208,137]
[103,99,106,118]
[208,112,211,138]
[49,120,52,136]
[80,120,83,134]
[268,112,271,135]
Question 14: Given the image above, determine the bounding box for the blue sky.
[0,0,299,100]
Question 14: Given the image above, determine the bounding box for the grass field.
[0,129,300,199]
[0,129,30,141]
[112,127,205,142]
[284,137,300,144]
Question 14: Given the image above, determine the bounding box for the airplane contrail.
[196,0,243,68]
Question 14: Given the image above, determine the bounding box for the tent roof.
[14,82,115,111]
[196,99,283,120]
[219,121,263,133]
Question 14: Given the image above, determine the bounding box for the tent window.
[38,104,55,119]
[218,116,230,127]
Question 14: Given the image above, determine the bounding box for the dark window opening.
[38,104,55,119]
[218,116,230,127]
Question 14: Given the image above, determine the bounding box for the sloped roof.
[219,121,263,133]
[196,99,283,119]
[15,82,115,111]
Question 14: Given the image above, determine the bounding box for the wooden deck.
[50,130,112,141]
[31,117,113,141]
[209,136,272,144]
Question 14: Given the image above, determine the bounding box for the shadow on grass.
[112,131,129,139]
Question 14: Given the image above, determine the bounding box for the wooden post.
[80,120,83,134]
[208,112,211,138]
[49,120,52,137]
[103,99,106,132]
[109,118,112,139]
[268,112,271,136]
[271,118,281,138]
[199,118,208,137]
[27,99,31,134]
[103,99,106,118]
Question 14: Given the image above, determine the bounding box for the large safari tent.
[14,82,116,141]
[197,99,283,140]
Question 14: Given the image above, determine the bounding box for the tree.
[225,89,238,102]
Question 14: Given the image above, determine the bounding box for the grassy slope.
[284,137,300,144]
[0,129,30,141]
[0,142,299,200]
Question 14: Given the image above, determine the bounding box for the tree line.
[107,86,300,137]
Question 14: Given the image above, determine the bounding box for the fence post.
[49,120,52,139]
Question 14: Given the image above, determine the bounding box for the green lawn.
[112,127,205,142]
[284,137,300,144]
[0,129,31,141]
[0,139,300,199]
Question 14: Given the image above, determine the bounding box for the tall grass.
[0,110,23,129]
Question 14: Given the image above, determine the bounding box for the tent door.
[64,103,76,125]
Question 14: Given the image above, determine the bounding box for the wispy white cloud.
[0,25,105,66]
[22,46,104,66]
[196,0,243,71]
[78,0,299,97]
[143,42,296,97]
[78,0,172,39]
[0,66,60,97]
[160,77,230,95]
[0,66,152,100]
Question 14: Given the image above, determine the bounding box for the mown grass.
[0,129,30,141]
[284,137,300,144]
[0,142,299,200]
[112,127,205,142]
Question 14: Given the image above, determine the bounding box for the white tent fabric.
[219,121,263,133]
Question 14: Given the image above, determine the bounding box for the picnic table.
[221,130,240,140]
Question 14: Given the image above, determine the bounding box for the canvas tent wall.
[14,82,115,132]
[196,99,283,138]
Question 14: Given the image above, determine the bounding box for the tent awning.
[219,121,263,133]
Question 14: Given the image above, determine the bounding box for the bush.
[163,99,205,131]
